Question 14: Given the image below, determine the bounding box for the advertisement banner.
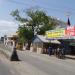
[65,26,75,36]
[46,28,65,39]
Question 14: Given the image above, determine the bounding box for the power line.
[6,0,30,6]
[6,0,75,15]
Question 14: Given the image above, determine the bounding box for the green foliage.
[18,25,33,43]
[11,9,28,23]
[27,9,49,25]
[11,8,57,44]
[26,9,52,36]
[38,24,53,35]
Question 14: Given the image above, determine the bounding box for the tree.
[26,9,50,35]
[17,25,33,49]
[11,8,56,50]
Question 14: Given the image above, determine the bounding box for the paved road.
[18,51,75,75]
[0,54,20,75]
[0,41,75,75]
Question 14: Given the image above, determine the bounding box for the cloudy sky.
[0,20,18,37]
[0,0,75,37]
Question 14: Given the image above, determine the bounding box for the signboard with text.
[65,26,75,36]
[46,26,75,39]
[46,28,65,39]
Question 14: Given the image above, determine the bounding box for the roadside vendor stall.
[46,26,75,55]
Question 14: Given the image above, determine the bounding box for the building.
[46,26,75,55]
[4,33,18,47]
[30,35,50,54]
[30,35,61,54]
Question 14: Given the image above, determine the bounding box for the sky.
[0,0,75,37]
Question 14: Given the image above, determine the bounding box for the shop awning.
[50,40,61,44]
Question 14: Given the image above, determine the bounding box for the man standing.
[61,48,65,59]
[48,46,52,56]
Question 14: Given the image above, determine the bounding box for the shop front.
[46,26,75,55]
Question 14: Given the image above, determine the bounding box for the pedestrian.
[61,48,65,59]
[57,48,61,58]
[48,46,52,56]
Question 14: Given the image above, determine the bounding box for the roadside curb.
[0,48,12,60]
[65,55,75,60]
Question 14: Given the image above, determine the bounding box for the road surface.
[0,53,20,75]
[0,42,75,75]
[17,51,75,75]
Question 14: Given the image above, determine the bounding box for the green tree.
[11,9,56,50]
[17,25,33,49]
